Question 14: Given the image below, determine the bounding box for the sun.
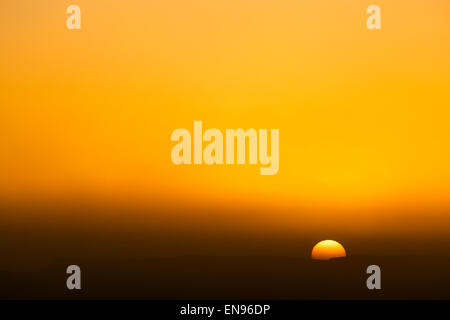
[311,240,346,260]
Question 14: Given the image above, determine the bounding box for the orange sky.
[1,0,450,236]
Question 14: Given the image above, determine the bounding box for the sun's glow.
[311,240,346,260]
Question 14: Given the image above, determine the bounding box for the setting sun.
[311,240,347,261]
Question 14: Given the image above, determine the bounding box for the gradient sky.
[1,0,450,239]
